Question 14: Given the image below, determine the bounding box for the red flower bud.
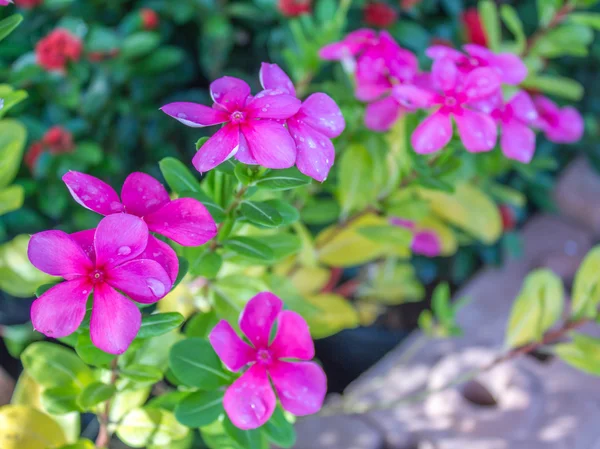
[278,0,311,17]
[35,29,82,72]
[141,8,159,30]
[499,205,516,231]
[14,0,43,8]
[43,126,74,154]
[25,142,45,172]
[364,2,397,28]
[461,7,488,47]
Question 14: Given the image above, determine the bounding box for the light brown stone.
[293,415,383,449]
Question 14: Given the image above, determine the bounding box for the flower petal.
[223,365,276,430]
[31,279,91,338]
[210,76,251,111]
[297,93,345,138]
[411,230,441,257]
[241,120,296,169]
[209,320,257,371]
[425,45,465,61]
[269,361,327,416]
[270,311,315,360]
[364,96,402,132]
[549,107,584,143]
[246,90,301,120]
[90,283,141,355]
[463,67,500,101]
[455,108,497,152]
[145,198,217,246]
[70,229,96,262]
[501,119,536,164]
[259,63,296,96]
[239,292,283,349]
[431,58,458,93]
[139,235,179,283]
[234,131,258,164]
[411,111,452,154]
[508,91,538,123]
[94,214,148,269]
[318,28,377,60]
[121,172,170,217]
[106,259,172,304]
[192,123,240,173]
[28,230,93,278]
[63,171,123,216]
[288,118,334,182]
[492,53,528,85]
[160,102,229,128]
[392,85,438,109]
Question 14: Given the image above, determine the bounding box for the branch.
[209,184,248,251]
[524,3,574,56]
[95,357,119,449]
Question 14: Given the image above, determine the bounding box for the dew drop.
[117,246,131,256]
[147,278,166,297]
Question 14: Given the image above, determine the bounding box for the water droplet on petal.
[147,278,166,297]
[117,246,131,256]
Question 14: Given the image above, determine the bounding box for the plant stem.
[95,357,119,449]
[209,184,248,251]
[524,3,575,56]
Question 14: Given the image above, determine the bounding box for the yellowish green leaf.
[304,293,360,339]
[572,246,600,319]
[0,405,67,449]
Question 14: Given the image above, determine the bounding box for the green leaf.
[159,157,202,194]
[41,386,82,414]
[555,333,600,376]
[337,144,377,217]
[255,168,311,191]
[263,199,300,225]
[121,32,161,60]
[58,439,96,449]
[21,342,94,389]
[262,407,296,448]
[185,311,218,338]
[357,225,413,248]
[0,88,28,119]
[571,246,600,319]
[0,14,23,42]
[223,236,274,263]
[521,74,584,101]
[505,269,564,348]
[200,15,233,79]
[240,201,283,228]
[169,338,230,389]
[173,257,189,290]
[304,293,360,339]
[147,391,189,413]
[479,0,501,51]
[75,333,115,367]
[175,390,224,427]
[86,26,119,53]
[138,313,185,339]
[569,12,600,30]
[120,364,164,386]
[188,250,222,278]
[78,382,115,409]
[263,233,302,260]
[136,47,184,74]
[431,282,453,326]
[301,199,340,225]
[223,417,267,449]
[0,184,24,216]
[500,5,526,54]
[537,0,562,28]
[530,24,593,57]
[178,190,226,223]
[117,408,188,448]
[0,119,27,189]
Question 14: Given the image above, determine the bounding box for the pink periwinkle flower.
[259,63,345,181]
[533,95,584,144]
[390,217,441,257]
[426,44,527,86]
[209,292,327,430]
[28,214,173,354]
[62,171,217,282]
[161,77,301,172]
[0,0,12,5]
[393,58,500,154]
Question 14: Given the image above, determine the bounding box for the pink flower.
[426,44,527,85]
[259,63,345,181]
[28,214,173,354]
[390,217,441,257]
[533,95,584,144]
[319,28,379,61]
[393,58,500,154]
[209,292,327,429]
[161,77,301,172]
[0,0,12,5]
[62,171,217,282]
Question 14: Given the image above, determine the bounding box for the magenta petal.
[145,198,217,246]
[288,118,334,182]
[70,229,96,263]
[210,76,251,111]
[139,236,179,283]
[223,365,276,430]
[121,172,171,217]
[364,96,402,132]
[508,91,538,123]
[209,321,257,372]
[28,230,93,278]
[501,119,536,164]
[270,311,315,360]
[269,361,327,416]
[319,29,376,60]
[425,45,464,61]
[355,82,391,102]
[160,102,229,127]
[31,279,91,338]
[297,93,345,138]
[234,131,258,164]
[390,217,416,230]
[94,214,148,269]
[463,67,500,101]
[431,58,458,93]
[411,231,441,257]
[392,85,438,109]
[90,283,141,355]
[492,53,528,85]
[106,259,172,304]
[192,123,240,173]
[246,90,301,120]
[62,171,123,216]
[411,111,452,154]
[550,107,584,143]
[241,120,296,169]
[239,292,283,349]
[259,63,296,96]
[455,108,497,152]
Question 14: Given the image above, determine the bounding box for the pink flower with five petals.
[209,292,327,430]
[390,217,441,257]
[533,95,584,144]
[0,0,12,5]
[28,214,173,354]
[62,171,217,282]
[259,63,345,181]
[393,58,500,154]
[161,77,301,172]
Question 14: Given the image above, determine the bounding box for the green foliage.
[555,333,600,375]
[137,313,186,339]
[168,338,231,389]
[174,390,224,427]
[571,246,600,319]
